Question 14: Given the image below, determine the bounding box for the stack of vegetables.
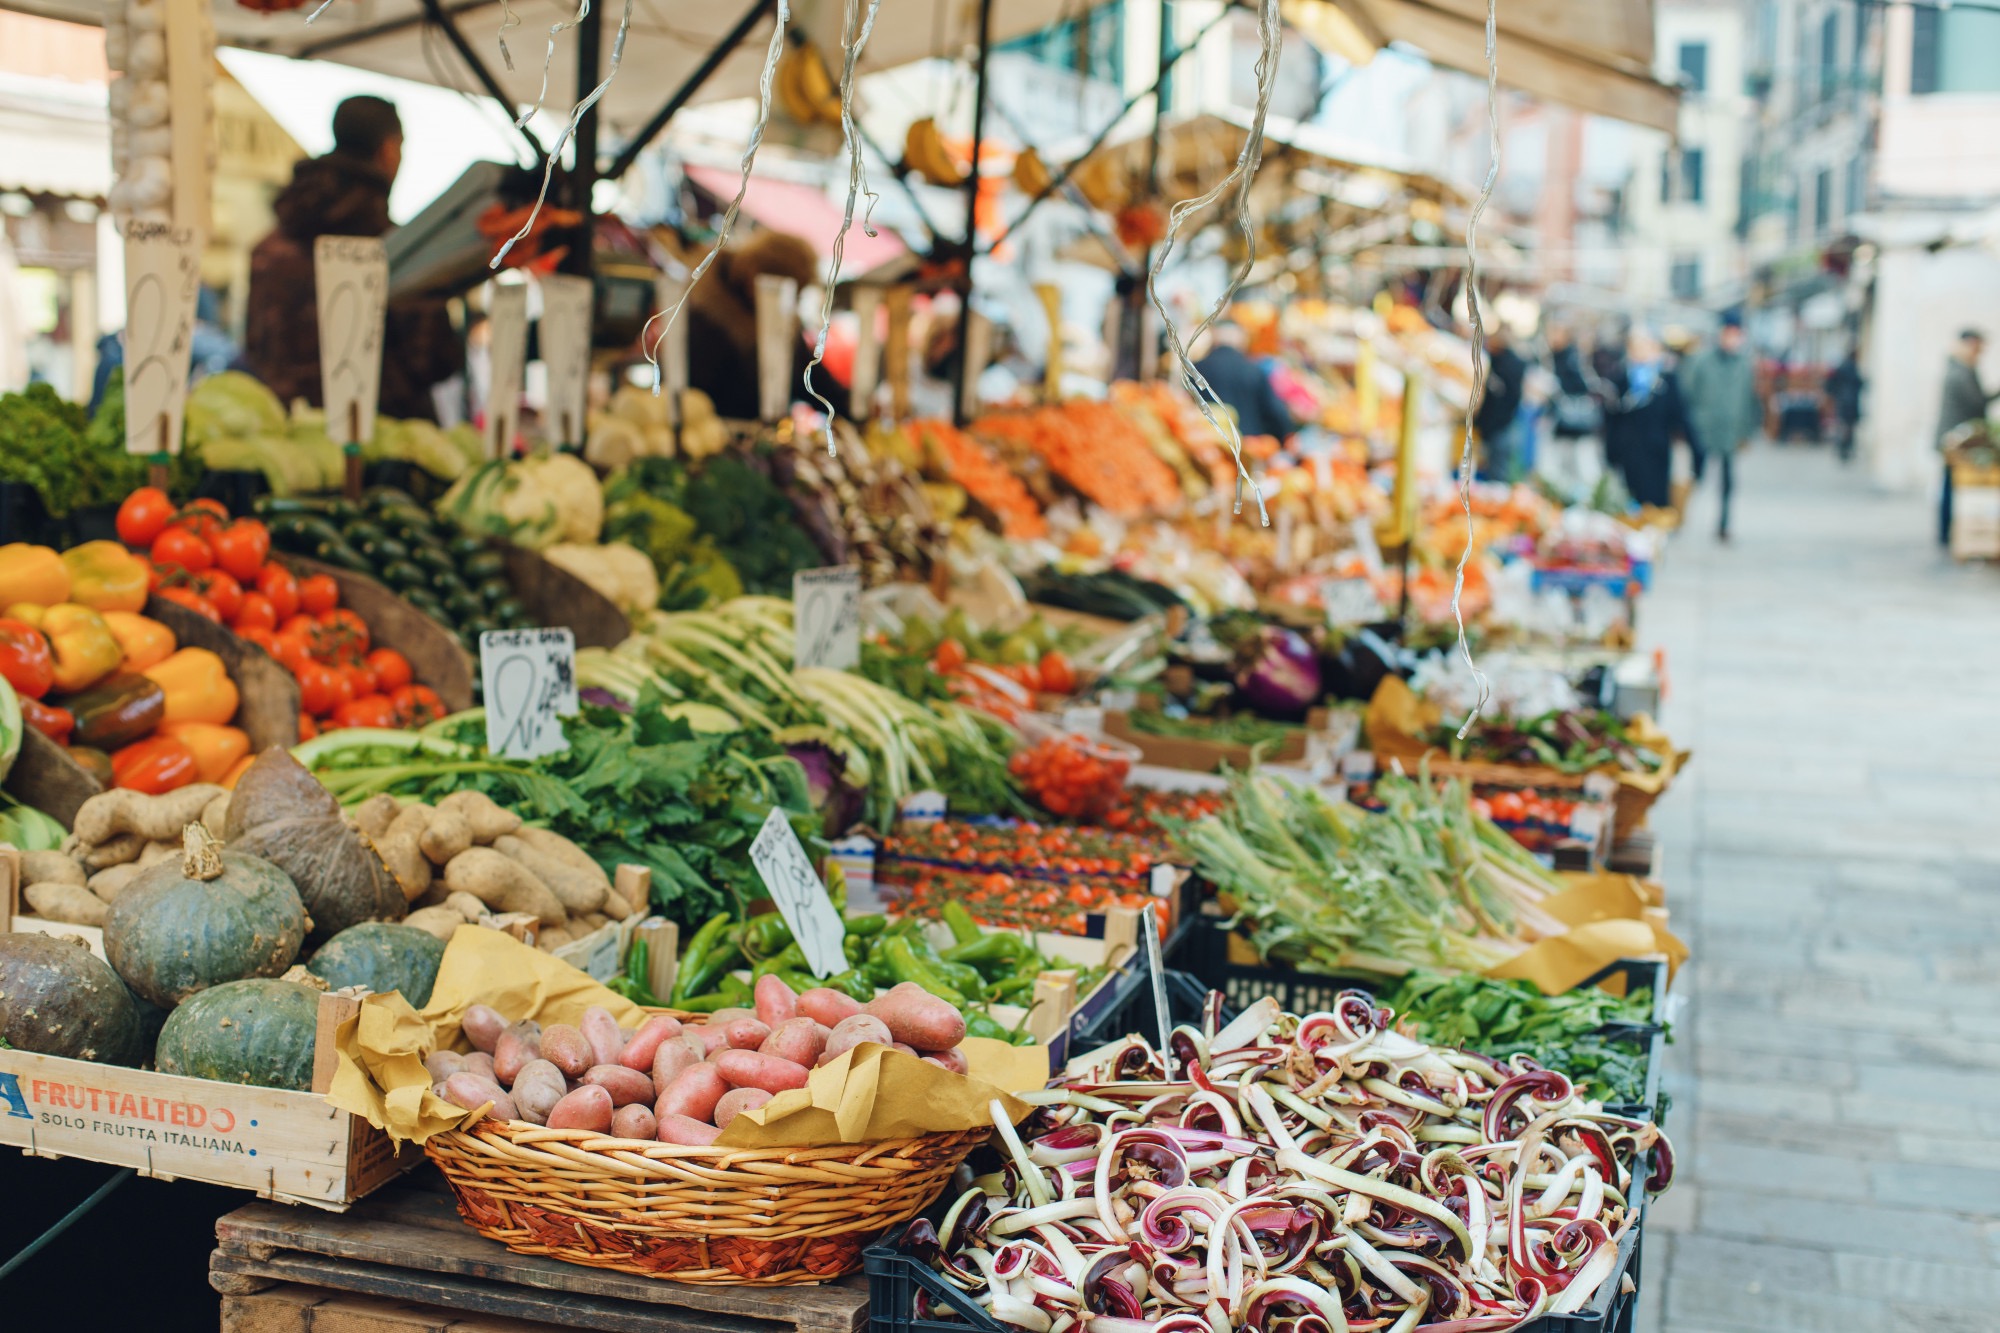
[894,419,1047,541]
[875,820,1172,939]
[1433,709,1665,775]
[0,379,200,536]
[119,489,443,738]
[438,452,660,615]
[0,538,249,791]
[974,401,1183,519]
[906,990,1672,1331]
[861,607,1086,723]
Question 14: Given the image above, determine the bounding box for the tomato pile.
[1008,728,1134,821]
[876,819,1173,938]
[118,488,445,737]
[1097,785,1227,836]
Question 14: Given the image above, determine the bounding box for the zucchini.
[411,547,458,578]
[445,590,485,622]
[446,535,487,561]
[460,551,506,583]
[252,496,336,518]
[352,534,411,567]
[404,589,448,621]
[492,598,530,628]
[313,539,373,573]
[379,560,428,592]
[475,577,513,606]
[268,514,346,553]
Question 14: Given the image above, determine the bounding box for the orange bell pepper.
[0,544,69,608]
[60,541,150,614]
[142,647,240,726]
[158,721,251,784]
[101,611,177,672]
[109,734,199,794]
[40,603,125,693]
[219,753,256,789]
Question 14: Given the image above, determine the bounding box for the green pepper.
[882,936,966,1007]
[607,938,662,1005]
[775,969,823,996]
[964,1011,1010,1042]
[672,913,740,1003]
[678,988,745,1013]
[863,948,899,989]
[844,913,888,938]
[941,901,984,947]
[843,934,868,967]
[990,973,1039,1003]
[822,968,876,1002]
[741,912,794,960]
[942,932,1027,975]
[752,941,807,981]
[907,935,984,997]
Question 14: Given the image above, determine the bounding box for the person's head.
[1719,310,1745,353]
[1958,329,1986,364]
[1547,324,1572,351]
[1627,329,1662,365]
[332,95,403,183]
[719,229,820,300]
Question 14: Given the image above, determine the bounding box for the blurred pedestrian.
[1824,346,1863,463]
[1474,326,1527,482]
[1936,329,1997,547]
[1680,313,1762,541]
[1602,329,1697,511]
[1543,324,1603,500]
[1192,321,1297,442]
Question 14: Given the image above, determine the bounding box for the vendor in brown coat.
[686,229,849,421]
[244,96,462,422]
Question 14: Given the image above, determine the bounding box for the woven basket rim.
[425,1116,991,1181]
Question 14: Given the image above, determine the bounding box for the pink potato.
[706,1008,755,1025]
[797,987,863,1027]
[493,1022,542,1084]
[759,1018,829,1067]
[583,1064,657,1107]
[651,1034,704,1093]
[754,974,799,1027]
[892,1043,919,1057]
[655,1062,729,1123]
[612,1104,660,1141]
[462,1004,509,1053]
[713,1048,811,1094]
[540,1023,595,1078]
[619,1015,684,1072]
[442,1073,518,1121]
[460,1052,496,1082]
[720,1018,772,1050]
[713,1087,773,1129]
[688,1023,734,1056]
[921,1047,968,1076]
[424,1050,465,1081]
[511,1060,568,1125]
[823,1014,893,1062]
[865,983,967,1051]
[581,1006,626,1066]
[547,1084,615,1132]
[656,1113,722,1146]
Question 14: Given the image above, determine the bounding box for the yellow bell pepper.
[41,602,125,694]
[60,541,150,614]
[101,611,177,672]
[142,647,240,726]
[158,721,251,784]
[0,544,70,609]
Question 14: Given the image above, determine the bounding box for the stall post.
[950,0,996,427]
[566,1,603,281]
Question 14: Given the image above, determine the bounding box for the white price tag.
[1322,577,1385,627]
[480,628,577,759]
[748,807,846,978]
[1349,517,1385,576]
[792,565,861,671]
[1569,804,1605,843]
[486,283,530,458]
[121,221,203,458]
[1149,863,1179,899]
[314,236,388,446]
[539,273,593,447]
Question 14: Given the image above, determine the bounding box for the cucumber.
[404,589,447,621]
[475,577,513,606]
[491,598,530,628]
[379,560,428,592]
[268,514,346,553]
[411,547,458,578]
[253,496,336,518]
[445,590,485,622]
[352,534,411,567]
[461,551,506,583]
[446,535,487,561]
[313,539,373,574]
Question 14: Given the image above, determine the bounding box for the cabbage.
[184,371,285,450]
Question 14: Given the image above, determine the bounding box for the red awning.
[684,165,909,275]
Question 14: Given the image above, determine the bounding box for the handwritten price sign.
[792,566,861,672]
[122,221,203,458]
[479,629,577,759]
[748,808,846,978]
[314,236,388,446]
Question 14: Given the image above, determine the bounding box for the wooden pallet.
[222,1282,566,1332]
[1606,830,1663,880]
[210,1178,870,1333]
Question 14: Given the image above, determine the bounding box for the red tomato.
[193,569,243,622]
[116,487,175,548]
[365,648,412,692]
[297,712,319,741]
[390,684,446,727]
[342,661,378,699]
[268,632,314,674]
[154,586,221,622]
[212,519,271,583]
[317,608,370,654]
[176,499,229,544]
[333,694,398,729]
[257,565,300,621]
[1037,651,1077,695]
[233,591,278,634]
[278,613,318,640]
[295,662,345,717]
[237,626,279,654]
[150,526,214,574]
[299,573,339,616]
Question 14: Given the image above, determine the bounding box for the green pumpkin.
[154,978,320,1091]
[104,828,309,1009]
[0,933,141,1064]
[308,923,446,1006]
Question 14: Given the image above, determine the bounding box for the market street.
[1636,444,2000,1333]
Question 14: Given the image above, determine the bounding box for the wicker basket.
[423,1116,990,1285]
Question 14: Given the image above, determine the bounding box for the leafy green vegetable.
[0,383,89,516]
[599,478,744,610]
[1124,710,1300,747]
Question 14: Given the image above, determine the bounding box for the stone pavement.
[1632,443,2000,1333]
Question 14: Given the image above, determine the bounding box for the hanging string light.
[517,0,591,129]
[1451,0,1501,737]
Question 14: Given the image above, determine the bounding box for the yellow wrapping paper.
[326,925,1043,1147]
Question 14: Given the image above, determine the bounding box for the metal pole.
[951,0,996,426]
[1131,0,1173,377]
[603,0,775,182]
[415,0,546,160]
[0,1169,133,1283]
[568,0,603,278]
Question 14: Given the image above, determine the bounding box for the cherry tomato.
[365,648,412,692]
[212,519,271,583]
[257,565,300,622]
[299,573,340,616]
[193,569,243,623]
[154,585,221,622]
[116,487,175,548]
[333,694,398,729]
[295,662,345,717]
[390,684,446,728]
[268,632,314,674]
[278,613,319,640]
[1037,651,1077,694]
[237,626,279,655]
[933,639,968,673]
[316,608,370,654]
[342,661,378,699]
[177,499,229,542]
[233,591,278,634]
[151,525,214,574]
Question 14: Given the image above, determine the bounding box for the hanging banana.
[903,117,965,188]
[776,33,843,127]
[1012,146,1053,198]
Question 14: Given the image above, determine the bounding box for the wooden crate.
[210,1181,871,1333]
[223,1283,573,1333]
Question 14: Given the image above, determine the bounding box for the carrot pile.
[975,401,1182,518]
[911,419,1048,540]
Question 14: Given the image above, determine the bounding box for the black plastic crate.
[1060,964,1210,1064]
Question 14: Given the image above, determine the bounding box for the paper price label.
[122,221,203,457]
[314,236,388,446]
[539,273,593,447]
[792,565,861,671]
[486,284,530,458]
[748,807,846,978]
[1323,577,1385,627]
[480,628,577,759]
[1569,805,1605,843]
